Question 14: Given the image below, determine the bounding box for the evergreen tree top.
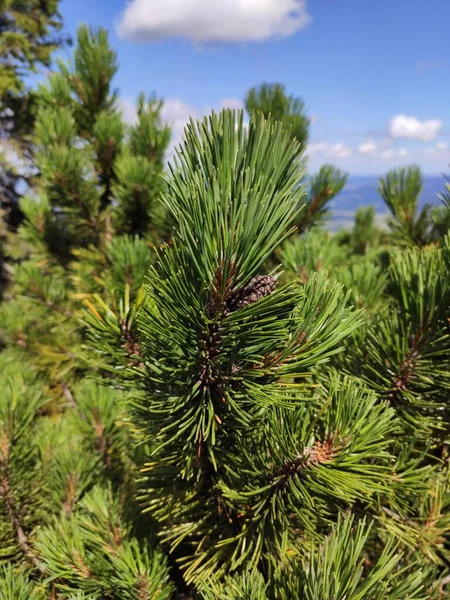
[245,82,310,149]
[0,0,67,98]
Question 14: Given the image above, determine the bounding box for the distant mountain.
[328,175,447,231]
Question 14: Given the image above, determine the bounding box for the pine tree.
[81,110,448,597]
[297,164,347,234]
[31,25,170,259]
[432,170,450,239]
[0,23,171,394]
[378,165,434,246]
[0,0,67,97]
[0,0,70,225]
[245,82,310,150]
[0,25,175,597]
[0,0,70,301]
[350,205,377,255]
[245,83,347,235]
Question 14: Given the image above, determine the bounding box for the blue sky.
[57,0,450,175]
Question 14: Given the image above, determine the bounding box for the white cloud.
[118,96,247,159]
[379,148,410,159]
[117,96,202,158]
[307,142,328,155]
[161,98,201,128]
[425,142,449,156]
[117,98,139,125]
[358,140,377,154]
[163,97,249,154]
[307,142,352,159]
[389,114,443,141]
[118,96,202,142]
[116,0,311,43]
[160,98,203,156]
[358,139,407,158]
[118,99,450,175]
[331,143,352,158]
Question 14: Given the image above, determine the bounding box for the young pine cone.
[225,275,276,314]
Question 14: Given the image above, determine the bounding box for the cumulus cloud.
[331,143,353,158]
[358,140,377,155]
[151,98,202,157]
[117,96,202,157]
[117,98,139,125]
[425,141,449,156]
[161,98,201,130]
[116,0,311,43]
[119,96,204,134]
[308,142,352,159]
[117,99,450,175]
[389,114,443,141]
[118,96,246,159]
[307,142,327,155]
[354,138,409,160]
[378,148,410,159]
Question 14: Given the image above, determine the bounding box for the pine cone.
[225,275,276,314]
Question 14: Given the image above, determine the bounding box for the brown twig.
[61,382,77,408]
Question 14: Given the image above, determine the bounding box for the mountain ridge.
[329,174,447,230]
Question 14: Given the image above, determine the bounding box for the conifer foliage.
[245,82,310,150]
[2,21,450,600]
[122,112,364,583]
[244,82,348,234]
[0,25,175,598]
[32,24,170,258]
[81,110,450,598]
[0,24,170,392]
[0,0,70,231]
[378,166,434,247]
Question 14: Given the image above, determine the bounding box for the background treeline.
[2,6,450,599]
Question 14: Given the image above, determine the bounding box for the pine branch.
[272,437,341,491]
[0,460,41,570]
[387,328,422,405]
